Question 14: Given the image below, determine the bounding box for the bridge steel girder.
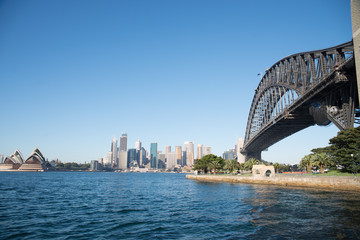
[243,41,358,160]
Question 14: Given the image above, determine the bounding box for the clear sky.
[0,0,353,164]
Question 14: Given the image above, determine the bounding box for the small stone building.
[252,164,275,178]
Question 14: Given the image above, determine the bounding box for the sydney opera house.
[0,148,46,171]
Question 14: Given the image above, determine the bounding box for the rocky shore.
[186,174,360,192]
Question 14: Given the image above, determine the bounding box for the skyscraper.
[184,141,194,166]
[197,144,203,159]
[135,139,141,151]
[111,137,118,167]
[150,143,158,169]
[120,133,127,152]
[175,146,182,165]
[118,151,128,169]
[204,146,212,156]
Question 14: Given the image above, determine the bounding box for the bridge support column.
[352,0,360,105]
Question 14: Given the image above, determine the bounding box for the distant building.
[182,151,187,166]
[120,133,127,152]
[204,146,212,156]
[0,154,3,163]
[197,144,203,159]
[90,160,100,171]
[166,152,178,170]
[135,139,141,151]
[175,146,182,165]
[184,141,194,166]
[128,148,138,167]
[111,137,118,167]
[157,153,166,169]
[150,143,158,169]
[118,151,128,169]
[223,149,236,160]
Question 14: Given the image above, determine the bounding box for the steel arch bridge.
[243,41,359,160]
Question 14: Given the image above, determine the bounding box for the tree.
[193,154,219,174]
[300,154,313,174]
[311,152,332,174]
[208,157,225,174]
[273,163,280,174]
[328,127,360,172]
[244,158,260,171]
[224,159,240,174]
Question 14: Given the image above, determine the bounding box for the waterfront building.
[120,133,128,152]
[18,148,46,171]
[128,148,138,167]
[135,139,141,151]
[0,149,24,170]
[111,137,118,167]
[223,149,236,160]
[157,153,166,169]
[204,146,212,156]
[118,151,128,169]
[184,141,194,166]
[139,147,147,167]
[90,160,99,171]
[182,151,187,166]
[0,154,3,163]
[175,146,182,165]
[166,152,178,170]
[150,143,158,169]
[197,144,203,159]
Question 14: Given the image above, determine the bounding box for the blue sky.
[0,0,353,164]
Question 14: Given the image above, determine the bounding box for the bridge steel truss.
[244,41,358,160]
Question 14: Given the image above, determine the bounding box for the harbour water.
[1,172,360,239]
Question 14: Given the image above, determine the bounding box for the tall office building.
[204,146,212,156]
[120,133,128,152]
[150,143,158,169]
[118,151,128,169]
[157,153,166,169]
[197,144,204,159]
[135,139,141,151]
[139,147,147,167]
[175,146,182,165]
[166,152,178,170]
[128,148,138,167]
[184,141,194,166]
[111,137,118,167]
[165,146,171,155]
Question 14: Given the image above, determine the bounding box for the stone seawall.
[186,174,360,192]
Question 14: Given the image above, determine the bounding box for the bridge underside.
[244,58,358,160]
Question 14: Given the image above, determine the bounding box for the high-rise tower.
[111,137,118,167]
[184,141,194,166]
[197,144,203,159]
[120,133,127,152]
[150,143,158,169]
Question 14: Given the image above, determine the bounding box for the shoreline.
[186,174,360,192]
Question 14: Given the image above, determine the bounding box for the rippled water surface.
[1,172,360,239]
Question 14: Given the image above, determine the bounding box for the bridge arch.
[243,41,358,160]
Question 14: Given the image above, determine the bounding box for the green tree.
[328,127,360,172]
[208,157,225,174]
[311,152,333,174]
[300,154,313,174]
[273,162,280,174]
[244,158,260,171]
[193,154,214,173]
[224,159,240,174]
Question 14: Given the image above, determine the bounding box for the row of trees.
[300,126,360,173]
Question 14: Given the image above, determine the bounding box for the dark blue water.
[1,172,360,239]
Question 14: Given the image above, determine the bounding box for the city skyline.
[0,0,353,164]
